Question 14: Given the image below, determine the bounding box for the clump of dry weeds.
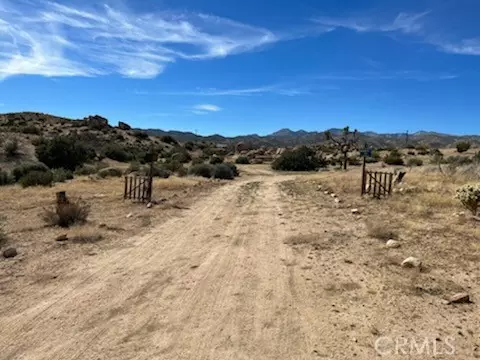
[42,199,90,228]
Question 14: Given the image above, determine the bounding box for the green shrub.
[445,156,473,166]
[235,156,250,164]
[52,168,74,183]
[160,135,178,145]
[147,165,171,178]
[74,164,98,176]
[184,141,194,151]
[384,149,404,165]
[125,161,141,174]
[19,171,54,188]
[42,199,90,228]
[191,157,204,165]
[224,163,239,177]
[213,164,234,180]
[348,156,361,166]
[189,164,214,178]
[473,152,480,163]
[407,157,423,167]
[455,183,480,215]
[98,167,123,178]
[272,146,325,171]
[21,125,41,135]
[209,156,224,165]
[13,162,49,181]
[36,136,92,170]
[0,169,14,186]
[177,166,188,177]
[170,148,192,163]
[4,138,19,158]
[133,131,149,140]
[456,141,471,153]
[102,144,133,162]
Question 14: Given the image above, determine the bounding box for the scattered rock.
[118,121,131,130]
[401,257,422,268]
[330,193,337,198]
[126,213,133,218]
[447,293,472,305]
[324,191,329,195]
[317,185,322,191]
[386,239,401,249]
[334,198,341,203]
[98,223,107,229]
[351,209,360,214]
[146,202,153,209]
[55,234,68,242]
[3,247,17,258]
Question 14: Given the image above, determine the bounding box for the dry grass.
[366,220,399,240]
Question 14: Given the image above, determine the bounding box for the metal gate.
[124,175,153,203]
[361,170,393,198]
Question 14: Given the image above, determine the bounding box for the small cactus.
[455,183,480,215]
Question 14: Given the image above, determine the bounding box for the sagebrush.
[42,199,91,228]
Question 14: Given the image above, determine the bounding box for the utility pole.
[405,130,409,147]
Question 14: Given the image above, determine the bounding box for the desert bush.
[12,162,49,181]
[235,156,250,164]
[4,138,19,158]
[473,152,480,163]
[36,136,92,170]
[366,221,399,240]
[177,166,188,177]
[348,156,361,166]
[272,146,325,171]
[52,168,74,183]
[170,148,191,163]
[209,155,224,165]
[407,157,423,167]
[42,199,90,228]
[145,165,171,178]
[19,170,54,188]
[184,141,195,151]
[133,131,149,140]
[445,156,473,166]
[161,160,183,173]
[98,167,123,178]
[0,169,14,186]
[0,216,7,245]
[191,157,204,165]
[456,141,471,153]
[407,150,416,156]
[189,164,214,178]
[160,135,178,145]
[21,125,41,135]
[384,149,404,166]
[102,144,133,162]
[455,184,480,215]
[125,161,141,174]
[213,164,234,180]
[224,162,239,177]
[74,164,98,176]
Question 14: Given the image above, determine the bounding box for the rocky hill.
[1,112,479,151]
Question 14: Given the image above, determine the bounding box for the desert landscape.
[0,113,478,359]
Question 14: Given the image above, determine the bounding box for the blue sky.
[1,0,480,136]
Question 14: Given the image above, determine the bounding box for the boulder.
[447,293,471,304]
[118,121,131,130]
[84,115,109,129]
[3,247,17,258]
[351,209,360,214]
[401,257,422,268]
[55,234,69,242]
[386,239,401,248]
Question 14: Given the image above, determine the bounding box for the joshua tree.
[325,126,359,170]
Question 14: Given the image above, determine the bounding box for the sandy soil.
[0,171,478,359]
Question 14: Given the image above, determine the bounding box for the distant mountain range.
[144,127,480,149]
[1,112,478,149]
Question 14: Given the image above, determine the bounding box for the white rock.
[351,209,359,214]
[324,191,329,195]
[386,239,401,248]
[330,193,337,198]
[146,202,153,208]
[401,257,422,268]
[334,198,341,204]
[126,213,133,218]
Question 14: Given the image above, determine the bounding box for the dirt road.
[1,175,478,359]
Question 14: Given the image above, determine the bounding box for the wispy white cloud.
[194,104,222,112]
[313,12,429,35]
[314,71,457,81]
[434,38,480,55]
[134,84,315,97]
[0,0,281,79]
